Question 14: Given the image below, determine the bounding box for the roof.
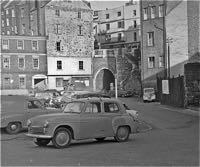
[71,97,121,103]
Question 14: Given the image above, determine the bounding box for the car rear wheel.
[95,137,105,142]
[34,138,51,146]
[6,122,22,134]
[114,126,130,142]
[52,128,72,148]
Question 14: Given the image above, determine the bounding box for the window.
[6,18,9,26]
[22,24,26,34]
[118,33,122,41]
[2,20,5,27]
[133,20,137,28]
[17,40,24,50]
[134,32,137,41]
[6,9,9,15]
[106,24,110,30]
[56,24,62,34]
[15,26,18,34]
[56,78,63,87]
[30,14,33,21]
[32,41,38,50]
[4,77,11,87]
[33,57,39,69]
[1,11,4,15]
[85,102,101,113]
[7,30,10,35]
[21,8,25,17]
[151,6,156,19]
[133,10,136,16]
[159,5,164,17]
[118,22,122,28]
[19,75,26,88]
[79,61,83,70]
[2,40,9,49]
[18,57,25,69]
[148,57,155,68]
[104,102,119,113]
[55,9,60,16]
[105,34,111,41]
[159,56,164,67]
[117,11,121,17]
[143,8,148,20]
[57,60,62,70]
[78,11,81,18]
[106,13,109,19]
[56,41,61,51]
[11,9,15,17]
[3,57,10,69]
[28,100,42,109]
[78,25,82,35]
[31,30,34,36]
[147,32,154,46]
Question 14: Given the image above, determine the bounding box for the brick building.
[93,0,141,91]
[45,0,94,90]
[1,0,47,95]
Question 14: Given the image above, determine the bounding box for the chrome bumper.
[26,133,52,139]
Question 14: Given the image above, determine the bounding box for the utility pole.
[163,0,167,78]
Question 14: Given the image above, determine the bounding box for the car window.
[63,102,84,113]
[85,102,101,113]
[28,100,42,109]
[104,102,119,113]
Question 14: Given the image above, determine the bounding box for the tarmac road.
[1,97,199,166]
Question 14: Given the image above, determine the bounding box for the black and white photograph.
[0,0,199,166]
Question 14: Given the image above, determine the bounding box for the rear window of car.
[144,88,155,93]
[104,102,119,113]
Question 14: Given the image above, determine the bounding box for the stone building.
[93,0,141,92]
[1,0,47,95]
[45,0,94,91]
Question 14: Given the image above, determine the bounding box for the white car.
[143,88,156,102]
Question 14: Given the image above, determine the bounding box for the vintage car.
[109,89,133,98]
[143,88,156,102]
[26,98,139,148]
[1,95,62,134]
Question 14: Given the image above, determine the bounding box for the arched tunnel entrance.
[95,69,115,91]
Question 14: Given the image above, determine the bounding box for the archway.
[93,68,115,92]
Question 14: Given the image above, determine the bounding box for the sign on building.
[162,80,169,94]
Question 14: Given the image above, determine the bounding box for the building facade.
[1,0,47,95]
[93,0,141,91]
[45,0,93,91]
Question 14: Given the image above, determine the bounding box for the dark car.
[109,89,133,97]
[71,91,111,99]
[1,95,62,134]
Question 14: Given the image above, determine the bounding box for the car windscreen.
[63,102,85,113]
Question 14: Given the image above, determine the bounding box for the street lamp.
[115,54,118,99]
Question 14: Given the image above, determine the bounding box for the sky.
[90,0,128,10]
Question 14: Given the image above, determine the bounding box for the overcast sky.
[90,0,128,10]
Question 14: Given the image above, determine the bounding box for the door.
[79,101,107,139]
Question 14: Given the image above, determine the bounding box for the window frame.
[57,60,62,70]
[117,11,121,17]
[79,61,84,70]
[11,9,15,17]
[2,40,9,50]
[56,78,63,87]
[78,11,81,18]
[56,41,61,51]
[33,57,39,69]
[147,32,154,47]
[19,75,26,89]
[159,5,164,17]
[143,8,148,20]
[6,18,9,26]
[85,102,101,114]
[150,6,156,19]
[78,25,82,35]
[55,9,60,16]
[17,40,24,50]
[148,56,155,69]
[106,24,110,30]
[106,13,109,19]
[32,40,38,50]
[104,102,120,113]
[3,56,10,69]
[56,24,62,34]
[133,10,136,16]
[18,56,25,69]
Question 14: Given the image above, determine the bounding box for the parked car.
[1,96,62,134]
[109,89,133,97]
[26,98,139,148]
[143,88,156,102]
[71,91,111,99]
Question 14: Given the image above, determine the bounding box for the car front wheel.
[52,128,72,148]
[6,122,22,134]
[114,126,130,142]
[34,138,51,146]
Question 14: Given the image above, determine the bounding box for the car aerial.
[26,98,139,148]
[1,95,62,134]
[143,88,156,102]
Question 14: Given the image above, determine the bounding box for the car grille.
[29,126,44,134]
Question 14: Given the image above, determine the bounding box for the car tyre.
[6,122,22,134]
[95,137,105,142]
[114,126,130,142]
[34,138,51,146]
[52,127,72,149]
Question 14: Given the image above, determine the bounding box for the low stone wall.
[1,89,29,95]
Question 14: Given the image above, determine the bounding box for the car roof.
[70,97,121,103]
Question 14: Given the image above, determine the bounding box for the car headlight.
[43,121,49,128]
[27,119,31,127]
